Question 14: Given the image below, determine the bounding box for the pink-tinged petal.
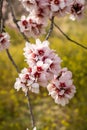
[31,83,39,93]
[47,68,76,106]
[0,32,10,51]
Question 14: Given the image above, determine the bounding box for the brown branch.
[26,91,35,129]
[6,1,35,129]
[54,22,87,50]
[6,49,35,128]
[6,49,20,73]
[0,2,19,73]
[0,0,4,33]
[46,17,54,40]
[7,0,30,42]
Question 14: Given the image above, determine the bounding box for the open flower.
[47,68,76,106]
[70,0,85,20]
[0,32,10,51]
[18,15,46,37]
[14,68,39,94]
[49,0,73,17]
[24,39,62,81]
[15,38,76,106]
[20,0,37,12]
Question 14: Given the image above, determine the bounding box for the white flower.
[14,68,39,94]
[18,15,29,33]
[47,68,76,106]
[33,127,37,130]
[26,126,37,130]
[18,14,47,37]
[26,128,29,130]
[23,39,62,86]
[50,0,73,17]
[0,32,10,51]
[21,0,37,12]
[69,0,85,20]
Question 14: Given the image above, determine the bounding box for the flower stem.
[26,91,35,129]
[6,49,20,73]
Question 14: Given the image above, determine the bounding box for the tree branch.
[6,49,20,73]
[7,0,30,42]
[0,0,4,33]
[46,17,54,40]
[26,91,35,129]
[54,22,87,50]
[6,49,35,129]
[5,1,35,129]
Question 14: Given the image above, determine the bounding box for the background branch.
[0,0,4,32]
[7,0,30,42]
[54,22,87,50]
[26,91,35,129]
[6,50,35,128]
[4,1,36,129]
[6,49,20,73]
[46,17,54,40]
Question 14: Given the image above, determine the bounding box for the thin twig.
[0,0,3,33]
[7,0,30,42]
[54,22,87,50]
[26,91,35,129]
[6,49,20,73]
[46,17,54,40]
[6,48,35,128]
[6,1,35,129]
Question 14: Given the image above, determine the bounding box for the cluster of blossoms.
[18,0,85,37]
[47,68,76,106]
[14,39,76,106]
[0,32,10,51]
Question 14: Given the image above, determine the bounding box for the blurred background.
[0,0,87,130]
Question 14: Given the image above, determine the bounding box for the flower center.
[1,39,6,44]
[37,66,43,71]
[54,0,60,5]
[28,68,32,73]
[22,20,28,27]
[38,49,44,56]
[50,63,54,69]
[34,72,40,78]
[25,74,30,79]
[26,0,32,5]
[60,82,66,87]
[0,34,3,38]
[72,3,83,13]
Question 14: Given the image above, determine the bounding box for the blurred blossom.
[33,127,37,130]
[0,32,10,51]
[18,0,85,37]
[70,0,85,20]
[18,15,47,37]
[26,127,37,130]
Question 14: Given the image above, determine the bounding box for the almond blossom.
[70,0,85,20]
[14,39,62,94]
[49,0,73,17]
[15,38,76,105]
[18,15,46,37]
[14,68,39,94]
[0,32,10,51]
[18,0,86,38]
[21,0,37,12]
[24,39,62,79]
[49,0,66,12]
[47,68,76,106]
